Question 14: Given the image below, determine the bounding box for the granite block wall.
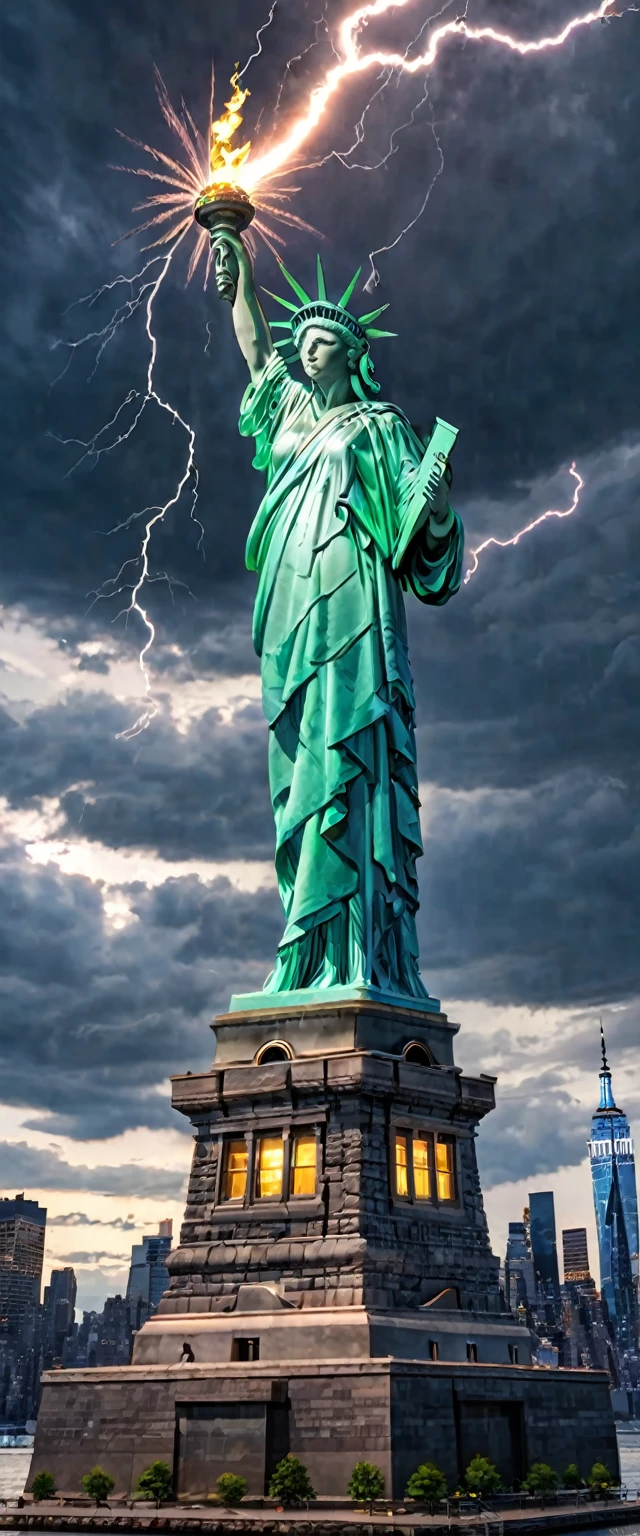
[164,1051,501,1315]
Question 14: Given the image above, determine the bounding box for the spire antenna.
[600,1017,609,1073]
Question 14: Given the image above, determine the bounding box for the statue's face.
[298,326,350,389]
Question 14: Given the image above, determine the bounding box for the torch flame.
[209,69,252,182]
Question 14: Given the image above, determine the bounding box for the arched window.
[402,1041,434,1067]
[255,1040,294,1065]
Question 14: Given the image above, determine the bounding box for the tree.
[31,1472,56,1501]
[81,1468,115,1503]
[347,1462,386,1511]
[134,1461,173,1502]
[522,1463,560,1494]
[464,1456,503,1496]
[405,1462,448,1501]
[216,1473,248,1506]
[588,1462,617,1494]
[563,1464,584,1489]
[268,1454,316,1506]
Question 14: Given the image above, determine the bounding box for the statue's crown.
[263,255,396,395]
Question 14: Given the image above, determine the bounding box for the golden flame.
[209,70,252,184]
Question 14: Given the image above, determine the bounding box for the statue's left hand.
[426,464,454,540]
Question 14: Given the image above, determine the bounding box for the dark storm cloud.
[419,765,640,1008]
[0,837,281,1137]
[0,691,272,860]
[476,1074,590,1189]
[0,1142,186,1199]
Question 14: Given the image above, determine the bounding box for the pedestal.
[30,996,619,1497]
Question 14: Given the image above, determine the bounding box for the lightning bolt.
[54,232,202,739]
[241,0,627,190]
[239,1,278,79]
[464,464,584,583]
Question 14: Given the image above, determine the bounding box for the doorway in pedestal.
[456,1400,524,1486]
[175,1399,289,1497]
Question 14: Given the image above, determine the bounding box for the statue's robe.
[240,352,463,998]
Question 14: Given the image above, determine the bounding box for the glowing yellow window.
[223,1140,248,1202]
[395,1133,409,1197]
[436,1138,455,1201]
[257,1136,284,1199]
[290,1134,316,1197]
[413,1137,431,1200]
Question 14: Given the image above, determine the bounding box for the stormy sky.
[1,0,639,1311]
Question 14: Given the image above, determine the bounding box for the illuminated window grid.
[256,1136,285,1200]
[223,1139,248,1202]
[413,1136,431,1201]
[393,1129,456,1205]
[436,1137,455,1202]
[395,1132,409,1197]
[290,1133,316,1198]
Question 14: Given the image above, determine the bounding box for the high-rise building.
[529,1190,562,1321]
[588,1026,639,1357]
[504,1220,536,1313]
[42,1268,77,1369]
[562,1228,591,1283]
[126,1219,173,1324]
[0,1194,47,1429]
[0,1195,46,1330]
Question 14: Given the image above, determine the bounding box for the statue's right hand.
[212,232,251,304]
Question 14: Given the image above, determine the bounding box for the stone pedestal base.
[31,1356,617,1499]
[29,996,620,1498]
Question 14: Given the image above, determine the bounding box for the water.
[0,1449,31,1501]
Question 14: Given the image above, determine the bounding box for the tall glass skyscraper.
[588,1026,639,1356]
[529,1190,562,1326]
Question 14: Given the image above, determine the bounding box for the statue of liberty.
[213,233,463,1011]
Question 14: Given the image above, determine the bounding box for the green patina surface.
[236,348,463,1006]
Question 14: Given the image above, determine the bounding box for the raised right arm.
[212,232,273,385]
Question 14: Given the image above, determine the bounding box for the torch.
[194,185,255,303]
[194,72,256,303]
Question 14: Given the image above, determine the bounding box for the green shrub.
[134,1461,173,1502]
[81,1467,115,1503]
[464,1455,503,1496]
[268,1454,316,1506]
[563,1464,584,1489]
[522,1463,560,1494]
[405,1462,448,1501]
[347,1461,385,1510]
[31,1471,56,1501]
[588,1462,617,1493]
[216,1473,248,1506]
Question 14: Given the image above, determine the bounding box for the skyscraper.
[0,1194,47,1428]
[504,1220,536,1313]
[588,1025,639,1357]
[42,1268,77,1369]
[529,1190,562,1326]
[126,1219,173,1324]
[562,1228,591,1283]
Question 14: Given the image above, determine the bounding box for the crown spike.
[338,266,362,310]
[261,287,300,313]
[269,320,294,330]
[316,253,327,301]
[275,259,312,306]
[357,303,390,325]
[365,327,397,339]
